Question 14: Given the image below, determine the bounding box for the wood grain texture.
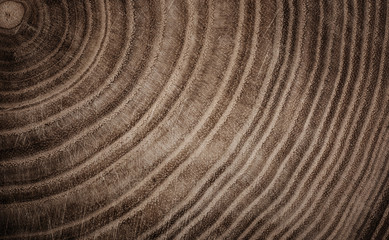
[0,0,389,239]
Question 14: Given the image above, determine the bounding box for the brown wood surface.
[0,0,389,239]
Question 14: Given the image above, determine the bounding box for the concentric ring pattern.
[0,0,389,239]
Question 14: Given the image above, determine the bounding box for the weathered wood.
[0,0,388,239]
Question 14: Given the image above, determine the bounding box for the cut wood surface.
[0,0,389,239]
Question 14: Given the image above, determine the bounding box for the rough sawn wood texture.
[0,0,389,239]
